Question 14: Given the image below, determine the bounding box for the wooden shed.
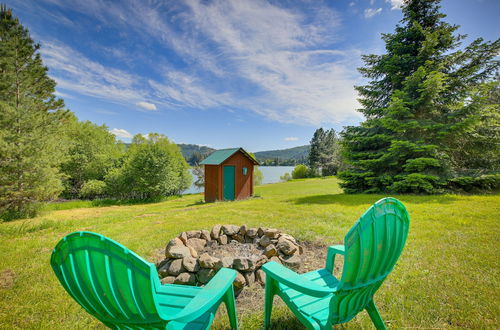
[200,148,259,202]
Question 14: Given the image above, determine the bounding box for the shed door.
[223,166,235,201]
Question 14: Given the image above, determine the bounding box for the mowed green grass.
[0,178,499,329]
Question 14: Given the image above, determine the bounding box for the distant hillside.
[254,145,309,166]
[178,144,215,164]
[128,142,308,166]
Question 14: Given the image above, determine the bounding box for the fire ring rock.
[157,225,305,294]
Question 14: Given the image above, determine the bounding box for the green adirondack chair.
[50,231,238,329]
[262,197,410,329]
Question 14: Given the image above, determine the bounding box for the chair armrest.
[326,245,344,273]
[262,261,333,297]
[170,268,237,323]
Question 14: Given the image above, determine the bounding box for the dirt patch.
[0,269,16,289]
[134,213,160,218]
[205,241,264,259]
[35,247,52,254]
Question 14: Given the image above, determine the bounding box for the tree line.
[0,6,190,220]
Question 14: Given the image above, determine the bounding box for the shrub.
[389,174,442,194]
[292,165,310,179]
[280,172,292,182]
[0,203,41,221]
[253,167,263,186]
[448,174,500,192]
[79,180,107,199]
[104,133,191,199]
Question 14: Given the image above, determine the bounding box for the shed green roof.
[200,148,259,165]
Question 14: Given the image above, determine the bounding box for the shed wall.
[204,165,219,202]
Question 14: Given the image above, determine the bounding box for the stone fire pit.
[156,225,304,294]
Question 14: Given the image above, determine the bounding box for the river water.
[183,166,295,195]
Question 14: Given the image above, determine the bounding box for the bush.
[389,174,442,194]
[280,172,292,181]
[448,174,500,192]
[0,203,41,221]
[292,165,310,179]
[104,133,191,199]
[253,167,263,186]
[79,180,107,199]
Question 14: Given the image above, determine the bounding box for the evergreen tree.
[446,80,499,174]
[0,6,69,219]
[309,128,325,171]
[309,128,343,176]
[339,0,499,193]
[320,129,343,176]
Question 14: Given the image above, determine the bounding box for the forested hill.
[176,144,309,166]
[177,144,215,161]
[254,145,309,165]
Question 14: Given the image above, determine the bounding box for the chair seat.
[156,284,202,315]
[155,284,216,329]
[278,268,339,327]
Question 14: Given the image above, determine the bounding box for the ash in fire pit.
[156,225,304,294]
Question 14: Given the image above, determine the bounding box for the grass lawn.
[0,177,499,329]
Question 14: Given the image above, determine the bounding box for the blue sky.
[6,0,500,151]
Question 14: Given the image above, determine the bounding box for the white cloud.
[40,41,148,105]
[110,128,133,139]
[136,101,157,111]
[181,0,361,125]
[370,0,376,5]
[284,137,299,141]
[148,71,234,109]
[36,0,364,126]
[95,109,118,115]
[364,8,383,18]
[386,0,404,10]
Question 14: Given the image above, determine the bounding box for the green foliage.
[105,133,191,199]
[446,81,500,173]
[390,173,441,194]
[253,167,263,186]
[308,129,323,170]
[448,174,500,192]
[79,180,107,199]
[340,0,500,194]
[60,117,124,198]
[292,164,312,179]
[280,172,292,182]
[192,165,204,189]
[309,128,344,176]
[177,144,215,165]
[0,6,69,220]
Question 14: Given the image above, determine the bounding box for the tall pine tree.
[309,128,343,176]
[339,0,499,194]
[0,5,69,219]
[308,128,325,171]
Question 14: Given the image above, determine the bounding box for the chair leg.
[224,286,238,330]
[264,278,276,329]
[365,300,387,330]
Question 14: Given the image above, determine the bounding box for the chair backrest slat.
[51,232,162,326]
[330,197,410,324]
